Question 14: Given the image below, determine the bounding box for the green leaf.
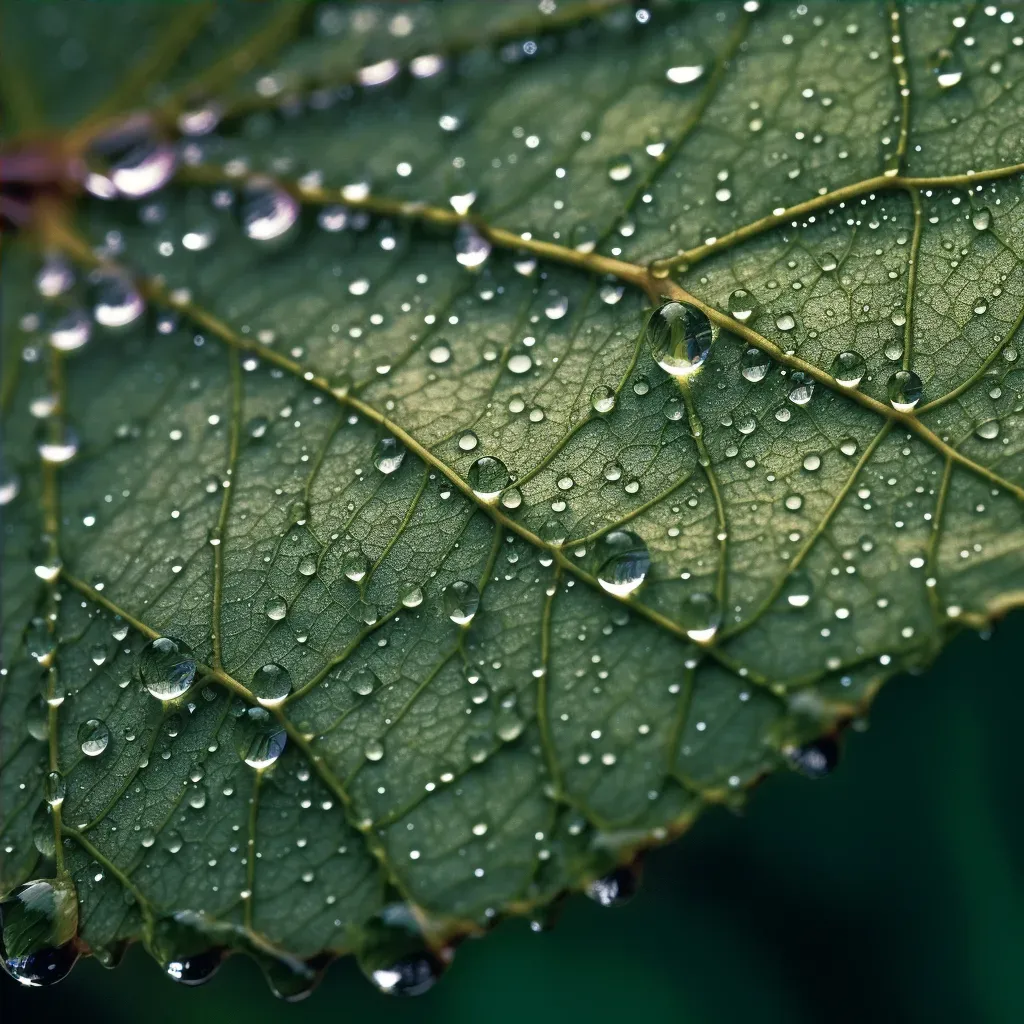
[2,0,1023,997]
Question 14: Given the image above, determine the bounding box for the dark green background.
[4,615,1023,1023]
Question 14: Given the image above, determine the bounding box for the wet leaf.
[2,0,1023,996]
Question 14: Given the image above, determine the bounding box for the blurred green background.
[4,615,1023,1023]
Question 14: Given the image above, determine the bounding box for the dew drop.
[775,313,796,332]
[401,586,424,609]
[740,347,771,382]
[236,707,286,769]
[44,771,65,807]
[600,282,624,305]
[47,309,92,352]
[373,437,406,475]
[348,670,377,697]
[544,294,569,320]
[454,223,491,269]
[250,663,292,707]
[830,350,866,388]
[787,372,815,406]
[458,431,478,452]
[590,384,616,414]
[428,344,451,365]
[241,182,299,242]
[728,289,759,323]
[103,126,177,198]
[666,65,704,84]
[681,592,720,643]
[933,48,964,89]
[343,552,368,583]
[606,155,633,182]
[264,596,288,621]
[784,570,813,609]
[78,718,110,757]
[595,531,650,597]
[586,865,641,907]
[975,419,999,440]
[507,353,532,375]
[443,581,480,625]
[364,738,385,762]
[357,904,448,997]
[818,252,838,272]
[139,637,196,700]
[468,456,509,503]
[787,737,839,778]
[646,300,713,378]
[0,877,79,987]
[971,207,991,231]
[92,274,144,328]
[887,369,923,412]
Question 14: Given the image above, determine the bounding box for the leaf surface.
[2,0,1024,994]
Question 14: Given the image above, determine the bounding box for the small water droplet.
[787,372,815,405]
[728,289,759,323]
[971,207,991,231]
[237,707,286,769]
[975,419,999,440]
[264,596,288,621]
[666,65,704,84]
[606,154,633,182]
[599,282,624,305]
[933,48,964,89]
[787,736,839,778]
[401,586,424,609]
[586,864,641,907]
[454,223,491,269]
[775,313,796,332]
[507,353,532,375]
[44,771,65,807]
[682,592,720,643]
[458,431,478,452]
[357,904,448,997]
[92,273,144,328]
[784,570,813,609]
[139,637,197,700]
[47,308,92,352]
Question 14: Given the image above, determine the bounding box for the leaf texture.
[1,0,1024,995]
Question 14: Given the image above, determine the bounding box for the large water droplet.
[468,456,509,503]
[357,904,448,997]
[139,636,197,700]
[373,437,406,475]
[443,580,480,625]
[646,300,713,378]
[236,707,287,769]
[606,154,633,182]
[44,771,65,807]
[975,419,999,441]
[47,308,92,352]
[37,425,80,466]
[666,65,704,84]
[784,570,814,609]
[932,48,963,89]
[971,207,991,232]
[830,350,866,388]
[77,718,110,757]
[595,531,650,597]
[264,596,288,621]
[250,663,292,707]
[109,137,176,199]
[0,877,79,987]
[887,369,923,412]
[241,181,299,242]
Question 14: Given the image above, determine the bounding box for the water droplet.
[237,707,286,769]
[458,431,478,452]
[37,423,79,466]
[666,65,704,84]
[364,738,385,762]
[887,369,923,412]
[357,904,448,997]
[803,454,821,472]
[784,570,813,608]
[975,419,999,440]
[728,289,759,323]
[241,181,299,242]
[776,313,796,332]
[44,307,91,352]
[92,273,144,328]
[401,586,424,609]
[373,437,406,475]
[818,252,838,272]
[250,663,292,707]
[586,864,641,907]
[348,670,377,697]
[606,155,633,182]
[501,487,522,511]
[787,737,839,778]
[507,353,532,375]
[787,372,815,405]
[264,596,288,621]
[681,592,720,643]
[298,555,317,577]
[830,351,866,388]
[454,223,490,269]
[428,343,451,365]
[102,125,177,198]
[740,347,771,382]
[646,300,713,378]
[545,294,569,320]
[468,456,509,503]
[590,384,616,414]
[600,282,624,305]
[342,552,368,583]
[0,473,20,506]
[443,581,480,625]
[0,877,79,987]
[971,207,991,231]
[139,637,197,700]
[44,771,65,807]
[933,48,964,89]
[595,531,650,597]
[973,297,988,315]
[78,718,110,757]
